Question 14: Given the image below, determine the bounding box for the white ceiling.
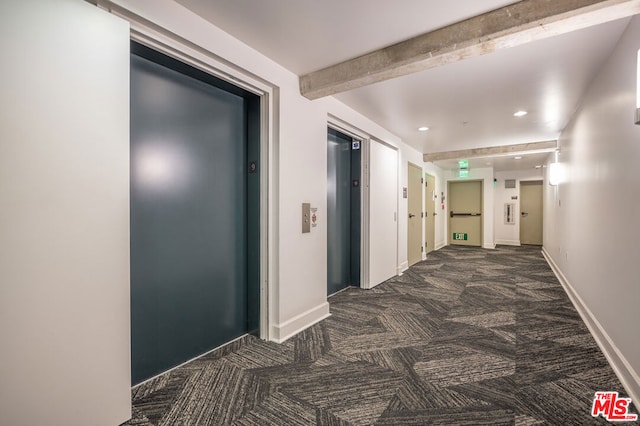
[176,0,632,170]
[434,152,551,173]
[176,0,521,75]
[335,20,629,154]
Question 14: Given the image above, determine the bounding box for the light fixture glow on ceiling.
[513,110,528,117]
[418,126,429,131]
[514,156,523,160]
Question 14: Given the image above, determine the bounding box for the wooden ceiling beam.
[300,0,640,99]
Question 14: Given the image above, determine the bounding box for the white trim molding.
[542,247,640,406]
[270,303,330,343]
[397,261,409,275]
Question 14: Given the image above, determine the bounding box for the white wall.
[494,169,545,246]
[543,16,640,402]
[444,167,495,249]
[0,1,131,425]
[107,0,429,342]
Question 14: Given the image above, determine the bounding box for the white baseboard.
[397,261,409,276]
[435,241,446,250]
[542,247,640,406]
[495,239,520,246]
[270,302,330,343]
[483,243,496,249]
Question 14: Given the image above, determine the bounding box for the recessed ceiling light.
[514,156,523,160]
[513,110,528,117]
[418,126,429,132]
[535,165,542,169]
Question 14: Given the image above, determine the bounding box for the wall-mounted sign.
[453,233,468,241]
[504,203,516,225]
[311,207,318,228]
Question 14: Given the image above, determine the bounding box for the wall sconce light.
[548,151,564,186]
[636,49,640,125]
[549,163,561,185]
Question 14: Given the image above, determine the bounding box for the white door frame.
[98,1,278,341]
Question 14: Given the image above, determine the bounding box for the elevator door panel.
[130,51,248,384]
[327,130,352,295]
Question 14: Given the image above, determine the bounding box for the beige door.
[407,163,423,266]
[520,181,543,245]
[448,180,482,247]
[425,173,436,254]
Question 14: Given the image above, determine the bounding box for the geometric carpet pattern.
[122,245,637,425]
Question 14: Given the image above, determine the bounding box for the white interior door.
[0,1,131,425]
[368,140,398,288]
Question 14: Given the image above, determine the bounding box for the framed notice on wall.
[504,203,516,224]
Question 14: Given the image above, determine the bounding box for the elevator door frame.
[126,21,276,343]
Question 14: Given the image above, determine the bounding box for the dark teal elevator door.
[327,128,360,296]
[130,43,259,385]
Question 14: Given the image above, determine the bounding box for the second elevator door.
[327,128,360,296]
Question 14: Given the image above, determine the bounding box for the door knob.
[521,211,528,217]
[409,213,415,218]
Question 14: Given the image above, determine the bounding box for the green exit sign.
[453,233,468,241]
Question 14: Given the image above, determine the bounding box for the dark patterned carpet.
[123,245,637,425]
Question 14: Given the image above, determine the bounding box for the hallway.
[125,246,630,425]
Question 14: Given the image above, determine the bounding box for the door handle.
[521,211,528,217]
[450,211,481,218]
[409,213,415,218]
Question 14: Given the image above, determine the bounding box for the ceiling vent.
[505,179,516,189]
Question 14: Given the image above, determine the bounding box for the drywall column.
[0,1,131,425]
[369,140,399,287]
